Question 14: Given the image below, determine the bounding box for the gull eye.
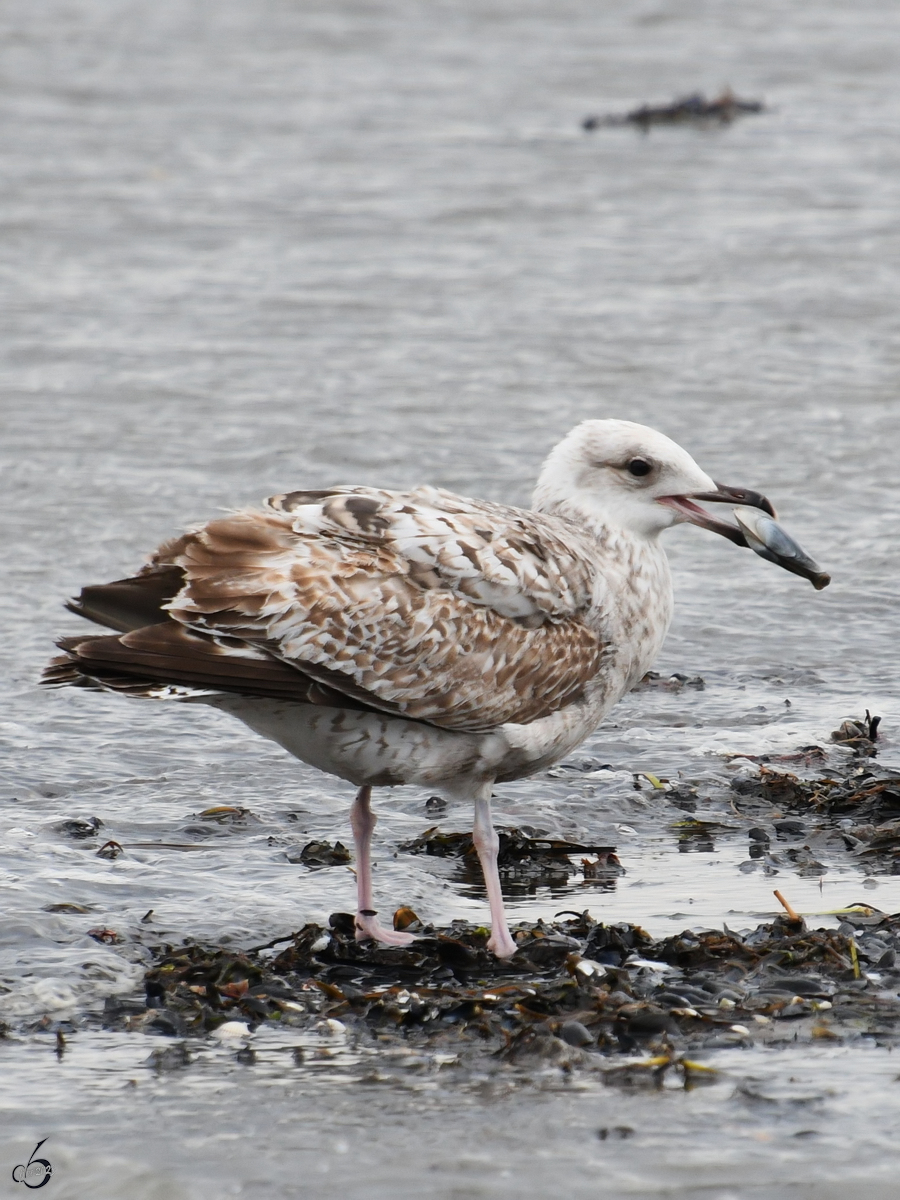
[627,458,653,477]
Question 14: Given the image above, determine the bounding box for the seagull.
[45,419,829,957]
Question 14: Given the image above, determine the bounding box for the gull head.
[534,419,735,537]
[534,419,830,588]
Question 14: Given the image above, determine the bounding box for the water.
[1,0,900,1194]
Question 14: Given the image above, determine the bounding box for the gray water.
[2,0,900,1195]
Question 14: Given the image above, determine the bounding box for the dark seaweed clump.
[732,759,900,871]
[583,91,764,132]
[95,903,900,1080]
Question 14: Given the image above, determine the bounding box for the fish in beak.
[661,483,831,590]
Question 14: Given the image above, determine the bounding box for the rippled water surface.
[2,0,900,1195]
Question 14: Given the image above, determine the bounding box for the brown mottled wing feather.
[65,565,186,632]
[150,485,604,732]
[45,625,370,709]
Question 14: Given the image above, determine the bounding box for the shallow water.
[1,0,900,1195]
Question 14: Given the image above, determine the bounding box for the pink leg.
[472,793,517,958]
[349,785,415,947]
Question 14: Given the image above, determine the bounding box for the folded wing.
[52,485,605,732]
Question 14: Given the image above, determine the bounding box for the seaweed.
[99,904,900,1070]
[583,91,764,132]
[732,764,900,825]
[286,840,352,867]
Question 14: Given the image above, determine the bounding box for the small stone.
[558,1020,594,1047]
[774,819,806,838]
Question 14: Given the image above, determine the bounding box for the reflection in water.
[674,820,730,853]
[677,834,716,853]
[403,828,626,898]
[456,858,624,899]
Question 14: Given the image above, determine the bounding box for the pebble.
[558,1020,595,1047]
[774,818,806,837]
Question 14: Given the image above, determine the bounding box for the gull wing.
[45,625,371,710]
[131,485,605,732]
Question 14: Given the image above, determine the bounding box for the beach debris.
[147,1042,191,1072]
[602,1052,722,1090]
[773,889,801,923]
[558,1018,595,1047]
[213,1020,252,1041]
[773,818,806,839]
[288,840,352,867]
[581,852,625,880]
[640,772,667,790]
[98,903,900,1079]
[96,840,124,859]
[730,756,900,829]
[34,736,900,1078]
[831,712,881,757]
[87,926,123,944]
[597,1126,635,1139]
[53,816,102,839]
[393,906,423,932]
[198,806,253,823]
[583,90,764,132]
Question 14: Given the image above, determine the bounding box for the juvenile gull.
[45,420,828,957]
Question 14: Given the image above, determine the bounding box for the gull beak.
[660,482,831,590]
[691,482,777,518]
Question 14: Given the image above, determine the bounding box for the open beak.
[660,482,831,591]
[692,483,777,519]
